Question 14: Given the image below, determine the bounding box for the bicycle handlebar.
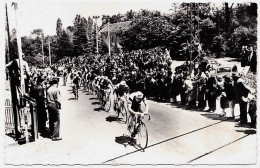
[135,112,151,121]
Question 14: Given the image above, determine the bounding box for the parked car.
[207,60,221,71]
[215,65,238,78]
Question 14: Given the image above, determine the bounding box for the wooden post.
[13,3,25,94]
[42,34,44,65]
[49,40,51,66]
[6,3,20,141]
[189,3,192,77]
[108,22,111,56]
[13,2,29,143]
[30,102,38,140]
[5,4,11,64]
[93,16,100,55]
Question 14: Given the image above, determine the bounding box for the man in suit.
[232,72,251,125]
[205,73,218,113]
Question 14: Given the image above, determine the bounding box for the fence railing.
[5,99,15,134]
[5,97,38,143]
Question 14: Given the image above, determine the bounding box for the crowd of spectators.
[6,46,257,140]
[57,47,256,128]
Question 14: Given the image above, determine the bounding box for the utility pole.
[49,40,51,66]
[13,2,25,95]
[188,3,201,75]
[93,16,100,55]
[108,21,111,56]
[41,33,44,65]
[5,4,11,63]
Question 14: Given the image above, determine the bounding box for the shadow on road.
[92,102,100,105]
[94,107,102,111]
[200,113,238,122]
[106,115,119,122]
[236,129,256,135]
[106,115,120,122]
[234,123,255,129]
[169,103,205,113]
[115,135,139,150]
[201,113,224,120]
[68,97,77,100]
[89,97,98,100]
[5,133,16,139]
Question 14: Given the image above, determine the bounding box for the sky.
[5,0,175,36]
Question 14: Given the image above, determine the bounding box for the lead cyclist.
[127,91,150,138]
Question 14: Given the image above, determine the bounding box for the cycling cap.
[120,81,126,85]
[135,91,143,99]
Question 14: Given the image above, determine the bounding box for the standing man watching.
[46,78,62,141]
[6,53,31,94]
[232,72,251,126]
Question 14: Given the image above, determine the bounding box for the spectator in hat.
[30,75,47,134]
[205,72,218,113]
[46,78,62,141]
[232,72,251,125]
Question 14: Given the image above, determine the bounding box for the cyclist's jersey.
[100,78,111,90]
[86,73,92,81]
[111,76,118,85]
[115,84,129,97]
[98,77,104,85]
[73,76,80,85]
[63,71,67,77]
[128,92,145,112]
[94,76,101,86]
[90,72,96,81]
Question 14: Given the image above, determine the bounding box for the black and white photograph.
[2,0,258,167]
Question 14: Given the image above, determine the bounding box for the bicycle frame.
[127,112,150,149]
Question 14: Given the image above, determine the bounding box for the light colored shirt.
[47,85,61,104]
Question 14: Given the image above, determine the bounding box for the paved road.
[4,78,257,166]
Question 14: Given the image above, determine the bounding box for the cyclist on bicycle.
[127,91,150,138]
[114,81,129,111]
[72,73,81,100]
[99,76,113,108]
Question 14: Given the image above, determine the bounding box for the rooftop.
[99,21,132,33]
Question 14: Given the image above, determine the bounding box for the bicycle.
[114,94,128,124]
[127,112,151,150]
[102,89,112,112]
[72,84,79,100]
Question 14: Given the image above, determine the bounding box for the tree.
[121,11,175,51]
[57,30,73,58]
[73,15,88,56]
[56,18,73,59]
[56,18,63,40]
[86,16,94,54]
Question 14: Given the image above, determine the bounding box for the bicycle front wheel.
[127,115,135,135]
[104,97,111,112]
[137,122,148,149]
[119,105,127,124]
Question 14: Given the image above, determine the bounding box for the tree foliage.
[120,2,257,59]
[6,2,257,66]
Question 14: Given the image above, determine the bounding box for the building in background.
[100,21,132,53]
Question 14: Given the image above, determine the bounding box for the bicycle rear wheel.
[137,122,148,149]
